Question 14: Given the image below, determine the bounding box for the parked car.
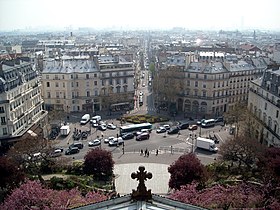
[188,125,198,131]
[50,148,63,157]
[136,132,150,141]
[197,119,205,125]
[107,123,117,130]
[108,137,124,146]
[215,117,225,125]
[98,123,107,131]
[209,134,220,144]
[156,126,166,133]
[136,129,150,136]
[91,120,99,127]
[167,126,180,134]
[73,132,82,141]
[65,147,79,155]
[88,139,101,147]
[69,142,83,149]
[163,124,171,130]
[104,136,114,144]
[121,132,135,140]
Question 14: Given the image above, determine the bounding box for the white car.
[142,83,146,87]
[107,123,117,130]
[163,124,171,130]
[88,139,101,147]
[156,126,166,133]
[104,136,114,144]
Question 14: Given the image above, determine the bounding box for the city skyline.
[1,0,280,32]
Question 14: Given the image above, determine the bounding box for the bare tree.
[153,67,184,112]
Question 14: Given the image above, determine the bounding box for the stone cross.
[131,166,153,201]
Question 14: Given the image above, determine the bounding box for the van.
[80,114,90,125]
[90,115,101,123]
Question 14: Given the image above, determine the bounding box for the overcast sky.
[1,0,280,31]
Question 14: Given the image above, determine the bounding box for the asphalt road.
[53,118,231,164]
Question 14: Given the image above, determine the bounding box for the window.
[188,73,190,78]
[194,90,198,96]
[124,86,127,92]
[86,81,89,87]
[71,75,73,79]
[94,81,97,86]
[116,86,121,93]
[277,110,279,118]
[94,74,97,78]
[196,74,198,79]
[204,74,207,79]
[54,75,58,79]
[124,78,127,84]
[76,82,79,87]
[47,92,51,98]
[46,82,50,87]
[87,91,90,97]
[95,90,98,96]
[0,106,4,113]
[56,92,59,98]
[202,91,206,97]
[116,79,120,85]
[102,80,105,86]
[71,82,74,87]
[265,103,267,110]
[62,82,65,88]
[2,128,7,135]
[76,74,78,79]
[72,92,75,98]
[86,74,89,79]
[187,80,190,86]
[62,75,64,79]
[55,82,59,87]
[195,81,198,87]
[46,75,49,79]
[1,117,6,124]
[203,83,206,88]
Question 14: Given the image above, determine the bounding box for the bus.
[120,123,152,135]
[201,119,215,128]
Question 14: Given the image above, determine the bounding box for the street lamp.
[189,133,197,153]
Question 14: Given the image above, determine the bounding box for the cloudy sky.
[0,0,280,31]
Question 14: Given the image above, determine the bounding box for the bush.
[122,115,169,124]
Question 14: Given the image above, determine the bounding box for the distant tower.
[253,30,256,40]
[70,32,73,37]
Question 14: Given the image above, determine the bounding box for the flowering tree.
[170,182,280,209]
[168,153,207,189]
[0,180,108,210]
[84,148,115,180]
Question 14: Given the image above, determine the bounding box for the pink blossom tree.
[0,180,108,210]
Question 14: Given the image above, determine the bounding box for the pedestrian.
[171,145,173,154]
[144,148,147,157]
[156,149,158,156]
[140,149,143,156]
[147,151,149,157]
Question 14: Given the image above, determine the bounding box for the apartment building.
[42,56,100,113]
[161,52,266,118]
[41,55,135,113]
[248,69,280,146]
[0,58,47,142]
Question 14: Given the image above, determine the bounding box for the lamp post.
[189,133,197,153]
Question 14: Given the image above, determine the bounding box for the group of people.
[140,148,159,157]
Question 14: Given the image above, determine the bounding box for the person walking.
[147,151,149,157]
[140,149,143,156]
[156,149,159,156]
[144,148,148,157]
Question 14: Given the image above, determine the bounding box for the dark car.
[167,126,180,134]
[209,134,220,144]
[69,142,84,149]
[121,132,135,140]
[136,132,150,141]
[65,147,79,155]
[81,131,88,140]
[178,122,189,130]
